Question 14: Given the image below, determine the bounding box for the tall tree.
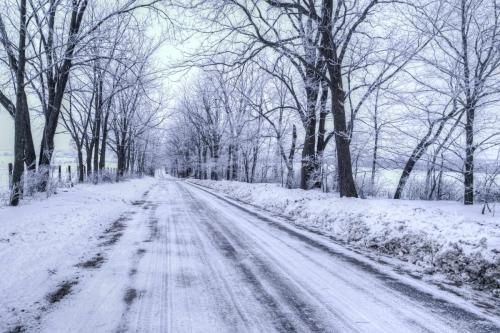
[9,0,28,206]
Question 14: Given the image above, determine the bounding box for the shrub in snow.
[435,245,500,293]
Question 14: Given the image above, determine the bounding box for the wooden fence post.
[8,163,13,189]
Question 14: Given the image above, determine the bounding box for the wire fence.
[0,164,11,192]
[0,163,80,191]
[0,156,120,189]
[0,162,125,205]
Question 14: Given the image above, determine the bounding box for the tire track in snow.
[30,178,500,332]
[127,179,275,332]
[179,182,340,333]
[181,180,500,333]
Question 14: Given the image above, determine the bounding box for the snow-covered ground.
[188,179,500,297]
[0,177,155,331]
[1,176,499,332]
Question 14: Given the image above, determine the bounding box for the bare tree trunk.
[250,145,258,183]
[371,129,379,190]
[77,148,84,183]
[93,77,103,182]
[211,144,219,180]
[394,138,430,199]
[226,144,232,180]
[85,136,93,178]
[371,90,380,190]
[243,153,250,182]
[233,144,239,180]
[314,82,329,188]
[437,154,444,200]
[321,0,358,198]
[464,105,475,205]
[330,72,358,198]
[22,93,36,171]
[203,146,208,179]
[196,146,201,179]
[286,124,297,189]
[86,149,92,178]
[10,0,28,206]
[0,92,36,172]
[117,144,126,180]
[301,118,317,189]
[98,113,109,170]
[126,143,132,175]
[394,107,460,199]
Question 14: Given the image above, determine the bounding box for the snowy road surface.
[6,178,500,332]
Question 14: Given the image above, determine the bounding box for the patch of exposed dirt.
[123,288,137,306]
[76,253,105,269]
[6,325,26,333]
[147,218,159,241]
[99,216,129,247]
[46,280,78,304]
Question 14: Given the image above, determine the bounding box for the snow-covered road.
[7,178,500,332]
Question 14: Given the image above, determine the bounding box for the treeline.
[167,0,500,205]
[0,0,165,206]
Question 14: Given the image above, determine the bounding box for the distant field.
[320,165,463,198]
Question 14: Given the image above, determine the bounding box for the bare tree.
[6,0,29,205]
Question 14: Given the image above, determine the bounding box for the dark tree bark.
[464,105,475,205]
[232,144,239,180]
[195,145,201,179]
[316,82,329,158]
[117,145,126,178]
[0,92,36,172]
[92,76,103,182]
[313,81,329,188]
[202,146,208,179]
[394,139,431,200]
[320,0,358,198]
[250,145,258,183]
[371,88,381,190]
[371,125,379,190]
[300,115,317,189]
[226,144,233,180]
[243,152,250,183]
[10,0,28,206]
[126,142,132,174]
[99,101,112,170]
[85,144,93,178]
[77,148,84,182]
[286,124,297,189]
[0,18,36,175]
[210,144,220,180]
[23,94,36,172]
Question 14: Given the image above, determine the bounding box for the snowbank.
[188,179,500,295]
[0,177,155,330]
